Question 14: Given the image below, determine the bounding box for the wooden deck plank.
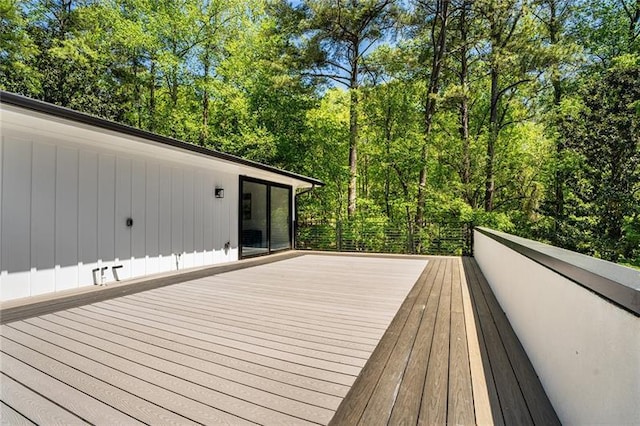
[0,250,303,325]
[47,311,343,410]
[385,258,445,426]
[2,325,249,425]
[84,302,364,375]
[175,283,403,319]
[331,256,558,426]
[57,307,351,397]
[458,257,493,425]
[0,373,85,425]
[152,285,392,330]
[0,401,35,426]
[464,258,534,425]
[447,258,475,425]
[357,260,441,425]
[107,297,374,360]
[0,336,196,425]
[127,291,384,346]
[2,254,426,426]
[468,258,560,425]
[77,304,357,387]
[419,257,453,425]
[462,256,505,426]
[1,254,559,426]
[0,351,140,425]
[183,274,409,314]
[328,259,436,425]
[113,295,379,353]
[16,318,320,425]
[40,313,340,416]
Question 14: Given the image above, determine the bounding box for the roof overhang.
[0,91,325,189]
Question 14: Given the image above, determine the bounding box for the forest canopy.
[1,0,639,266]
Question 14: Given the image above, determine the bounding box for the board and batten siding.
[0,132,238,301]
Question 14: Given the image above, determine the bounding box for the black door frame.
[239,176,293,259]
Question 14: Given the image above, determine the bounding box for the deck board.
[0,373,86,425]
[331,256,559,425]
[447,258,476,424]
[387,256,444,425]
[1,351,138,425]
[328,261,437,425]
[1,254,425,425]
[0,401,34,426]
[1,254,558,425]
[0,335,194,425]
[464,258,560,425]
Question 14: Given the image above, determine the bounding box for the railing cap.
[475,227,640,316]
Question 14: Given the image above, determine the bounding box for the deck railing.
[294,219,473,256]
[474,227,640,425]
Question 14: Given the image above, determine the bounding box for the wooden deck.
[0,254,426,425]
[0,254,559,425]
[330,256,559,426]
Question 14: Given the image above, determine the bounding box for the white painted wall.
[0,103,308,301]
[474,230,640,425]
[0,131,240,301]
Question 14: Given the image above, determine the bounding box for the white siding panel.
[1,138,32,300]
[115,157,132,280]
[171,168,183,259]
[145,163,159,274]
[98,154,116,266]
[30,142,56,295]
[158,165,172,272]
[212,174,222,263]
[0,105,303,302]
[0,135,3,290]
[227,173,239,261]
[131,159,146,277]
[193,170,204,267]
[214,173,233,263]
[183,170,194,268]
[202,172,214,264]
[78,150,98,286]
[55,146,79,291]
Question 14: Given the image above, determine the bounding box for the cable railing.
[295,219,473,256]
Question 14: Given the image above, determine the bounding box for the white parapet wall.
[474,228,640,425]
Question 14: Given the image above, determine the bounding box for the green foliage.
[2,0,638,264]
[559,60,640,262]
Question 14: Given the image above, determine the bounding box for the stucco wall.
[474,230,640,425]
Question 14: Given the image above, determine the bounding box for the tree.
[531,0,582,241]
[0,0,41,93]
[561,58,640,261]
[411,0,451,226]
[476,0,538,212]
[296,0,396,218]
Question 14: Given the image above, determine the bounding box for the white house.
[0,91,323,302]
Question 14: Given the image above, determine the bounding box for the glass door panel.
[270,186,291,251]
[241,181,268,256]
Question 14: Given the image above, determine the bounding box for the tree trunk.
[458,0,472,206]
[347,56,359,219]
[416,0,449,226]
[384,104,392,218]
[485,67,499,212]
[200,48,211,146]
[149,61,156,132]
[549,0,564,233]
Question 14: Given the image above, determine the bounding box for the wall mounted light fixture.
[215,187,224,198]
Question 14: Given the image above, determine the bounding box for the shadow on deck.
[330,256,560,426]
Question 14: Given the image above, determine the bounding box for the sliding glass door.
[240,177,292,258]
